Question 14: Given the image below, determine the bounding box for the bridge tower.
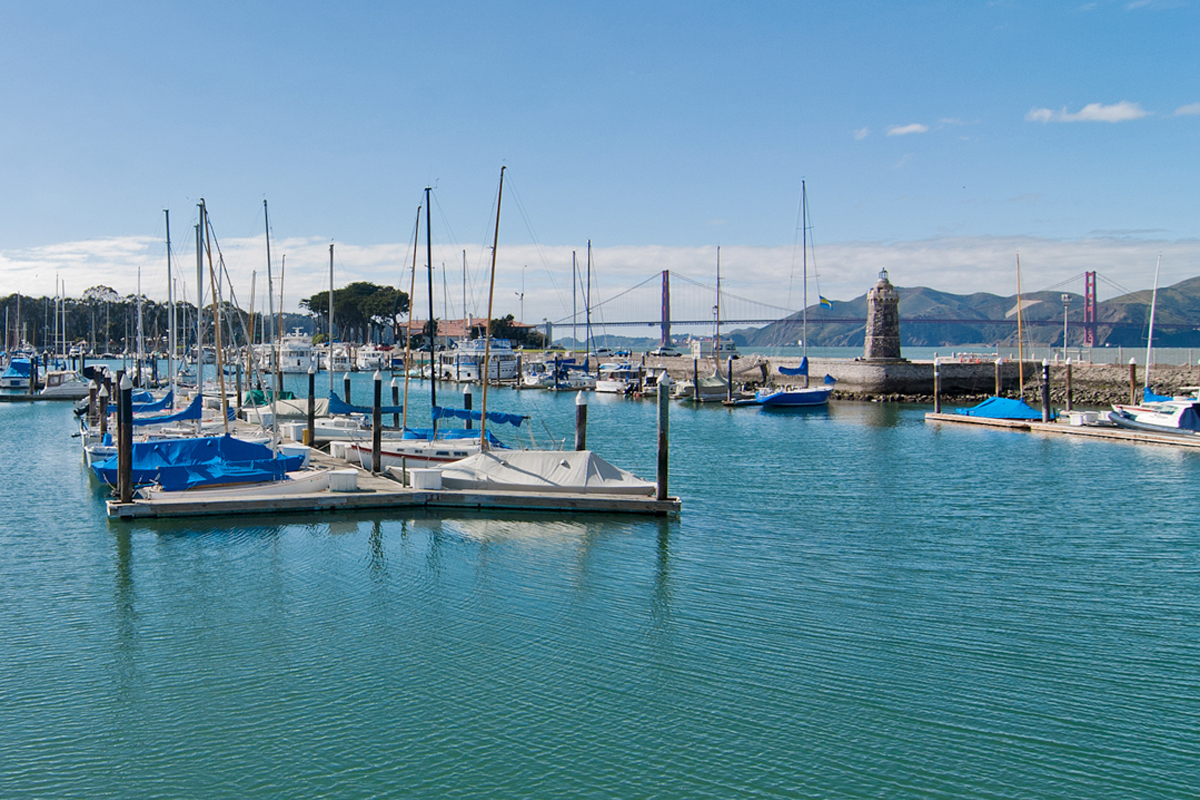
[1083,271,1096,347]
[660,270,671,345]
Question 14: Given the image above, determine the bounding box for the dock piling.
[994,358,1002,397]
[657,374,670,501]
[372,371,382,473]
[1129,358,1137,404]
[1040,359,1051,423]
[1065,358,1073,412]
[98,383,109,439]
[463,385,472,429]
[391,378,400,428]
[933,358,941,413]
[575,391,588,451]
[118,373,133,505]
[306,365,315,446]
[344,372,352,404]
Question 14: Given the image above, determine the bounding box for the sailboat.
[1105,256,1200,433]
[756,181,831,407]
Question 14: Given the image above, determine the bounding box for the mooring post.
[28,357,36,396]
[372,371,382,473]
[1065,358,1073,412]
[88,380,98,425]
[344,372,352,404]
[933,358,941,413]
[515,353,522,390]
[118,372,133,505]
[98,383,109,439]
[463,385,473,429]
[306,365,316,446]
[994,358,1002,397]
[1041,359,1051,423]
[575,391,588,451]
[1129,358,1137,404]
[391,377,400,428]
[726,356,734,402]
[692,358,699,402]
[236,362,243,413]
[657,373,671,501]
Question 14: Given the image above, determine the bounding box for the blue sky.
[1,0,1197,327]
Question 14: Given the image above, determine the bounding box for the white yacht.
[437,338,519,383]
[278,330,316,373]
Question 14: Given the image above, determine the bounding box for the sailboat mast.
[402,205,421,433]
[203,211,230,433]
[479,166,505,450]
[196,202,206,393]
[263,200,275,396]
[572,251,577,358]
[1016,253,1025,398]
[1145,254,1162,391]
[586,241,592,354]
[165,209,175,405]
[425,186,436,415]
[801,180,808,361]
[715,245,722,374]
[329,244,335,395]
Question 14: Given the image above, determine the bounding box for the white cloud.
[853,127,870,140]
[1174,103,1200,116]
[1026,100,1149,123]
[7,234,1195,326]
[886,123,929,136]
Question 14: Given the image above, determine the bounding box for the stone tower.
[864,268,902,361]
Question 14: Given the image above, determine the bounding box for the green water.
[2,380,1198,799]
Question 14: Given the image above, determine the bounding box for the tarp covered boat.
[91,435,305,491]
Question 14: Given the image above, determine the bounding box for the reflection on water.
[2,396,1199,799]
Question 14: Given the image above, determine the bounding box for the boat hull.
[756,387,831,407]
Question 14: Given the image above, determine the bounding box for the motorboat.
[596,363,644,395]
[278,329,316,373]
[437,338,519,383]
[39,370,91,399]
[755,385,832,407]
[1108,398,1200,435]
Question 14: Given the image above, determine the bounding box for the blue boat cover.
[402,427,505,446]
[780,357,808,377]
[91,434,304,491]
[131,389,154,404]
[328,393,404,416]
[823,374,837,385]
[131,393,204,427]
[431,406,527,427]
[2,358,31,378]
[955,396,1052,420]
[1143,387,1174,402]
[131,390,173,413]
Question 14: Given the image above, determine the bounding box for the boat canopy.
[402,427,505,445]
[955,396,1050,420]
[780,357,809,377]
[328,393,403,416]
[431,405,527,427]
[1143,387,1174,402]
[244,389,296,406]
[131,390,173,414]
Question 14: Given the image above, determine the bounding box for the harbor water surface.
[3,376,1198,799]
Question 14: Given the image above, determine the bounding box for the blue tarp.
[402,427,505,446]
[780,357,808,377]
[131,390,173,414]
[328,393,404,416]
[2,358,31,378]
[955,396,1052,420]
[1144,387,1174,402]
[91,434,304,491]
[431,406,527,427]
[130,394,204,427]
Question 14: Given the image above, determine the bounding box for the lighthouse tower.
[864,268,902,361]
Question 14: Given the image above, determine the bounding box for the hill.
[743,275,1200,349]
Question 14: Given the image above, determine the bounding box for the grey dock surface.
[106,447,681,520]
[925,412,1200,448]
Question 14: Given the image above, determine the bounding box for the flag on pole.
[819,296,833,310]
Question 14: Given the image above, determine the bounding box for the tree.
[300,282,408,343]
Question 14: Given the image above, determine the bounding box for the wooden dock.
[105,447,681,520]
[925,412,1200,449]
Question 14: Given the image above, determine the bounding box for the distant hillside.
[743,275,1200,349]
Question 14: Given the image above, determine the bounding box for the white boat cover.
[439,450,656,496]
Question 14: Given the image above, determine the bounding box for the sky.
[1,0,1197,330]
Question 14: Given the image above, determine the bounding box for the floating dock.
[924,412,1200,449]
[105,448,681,520]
